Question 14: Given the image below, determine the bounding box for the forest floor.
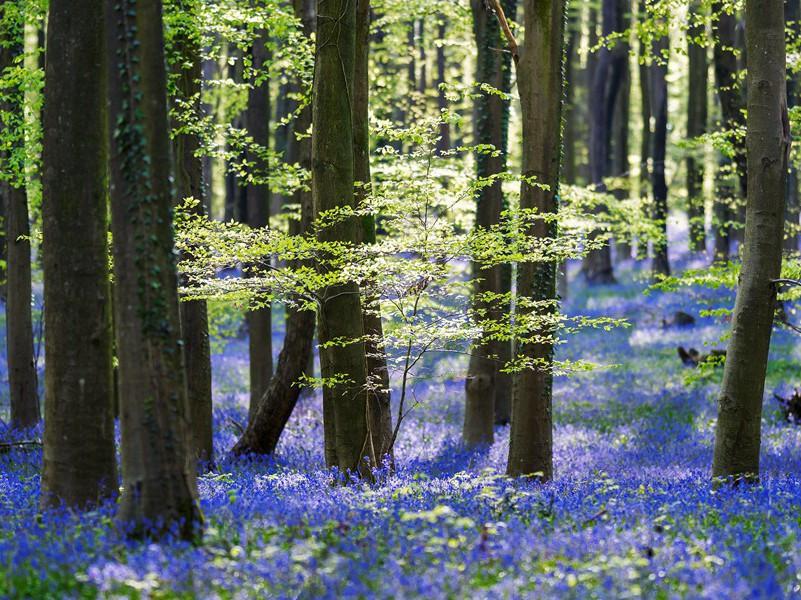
[3,248,801,598]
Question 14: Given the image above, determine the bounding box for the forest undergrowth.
[2,243,801,598]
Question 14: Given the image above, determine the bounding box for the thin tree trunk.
[686,2,708,254]
[106,0,201,539]
[40,0,115,507]
[712,0,789,480]
[313,0,373,478]
[246,32,273,421]
[504,0,566,479]
[354,0,393,463]
[637,0,651,259]
[171,5,214,464]
[612,0,632,262]
[0,5,39,431]
[651,33,670,278]
[785,0,800,252]
[232,0,316,457]
[435,19,450,154]
[464,0,517,445]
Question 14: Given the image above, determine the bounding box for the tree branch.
[487,0,519,62]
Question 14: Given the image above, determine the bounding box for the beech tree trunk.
[612,0,632,262]
[435,19,450,154]
[711,0,789,480]
[785,0,800,252]
[650,34,670,278]
[354,0,394,463]
[0,4,39,431]
[464,0,517,444]
[686,2,708,254]
[246,31,273,421]
[506,0,566,479]
[40,0,115,507]
[171,5,214,463]
[106,0,201,539]
[637,0,651,258]
[313,0,373,478]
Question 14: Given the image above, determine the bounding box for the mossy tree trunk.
[464,0,517,445]
[0,3,39,431]
[246,31,273,421]
[170,3,214,464]
[506,0,565,479]
[313,0,374,478]
[106,0,201,539]
[711,0,789,480]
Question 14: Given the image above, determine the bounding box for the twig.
[0,440,42,451]
[487,0,519,62]
[582,507,608,526]
[772,278,801,288]
[228,417,245,435]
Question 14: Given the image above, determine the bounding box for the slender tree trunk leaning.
[232,0,316,456]
[711,0,789,480]
[354,0,394,463]
[464,0,517,443]
[106,0,201,539]
[40,0,116,507]
[582,0,623,284]
[686,2,708,254]
[0,5,39,431]
[489,0,565,479]
[650,34,670,278]
[313,0,374,478]
[171,7,214,464]
[246,31,273,421]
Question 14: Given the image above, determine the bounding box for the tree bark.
[106,0,201,539]
[435,19,450,154]
[650,33,670,278]
[40,0,116,507]
[0,4,39,431]
[170,5,214,464]
[506,0,565,479]
[785,0,800,252]
[711,0,789,480]
[612,0,632,262]
[313,0,373,478]
[637,0,651,258]
[686,2,708,254]
[245,31,273,421]
[354,0,394,463]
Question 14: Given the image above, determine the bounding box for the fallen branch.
[0,440,42,452]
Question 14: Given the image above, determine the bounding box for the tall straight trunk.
[464,0,516,445]
[562,6,579,185]
[582,0,624,284]
[612,0,632,262]
[505,0,566,479]
[223,45,246,223]
[232,0,316,457]
[637,0,651,258]
[712,1,746,259]
[711,0,789,479]
[354,0,393,463]
[650,34,670,278]
[435,19,450,154]
[201,50,216,216]
[686,2,708,254]
[106,0,201,539]
[171,6,214,463]
[246,32,273,421]
[417,20,426,94]
[785,0,800,252]
[0,4,38,431]
[313,0,373,477]
[40,0,115,507]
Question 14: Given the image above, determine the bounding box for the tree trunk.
[0,5,39,431]
[170,6,214,464]
[232,0,316,457]
[651,34,670,278]
[354,0,394,463]
[686,2,708,254]
[711,0,789,480]
[637,0,651,259]
[435,19,450,154]
[582,0,624,284]
[506,0,566,479]
[106,0,201,539]
[612,0,632,262]
[785,0,800,252]
[464,0,517,445]
[246,32,273,421]
[40,0,115,507]
[313,0,373,478]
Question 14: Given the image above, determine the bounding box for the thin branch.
[772,278,801,288]
[487,0,519,62]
